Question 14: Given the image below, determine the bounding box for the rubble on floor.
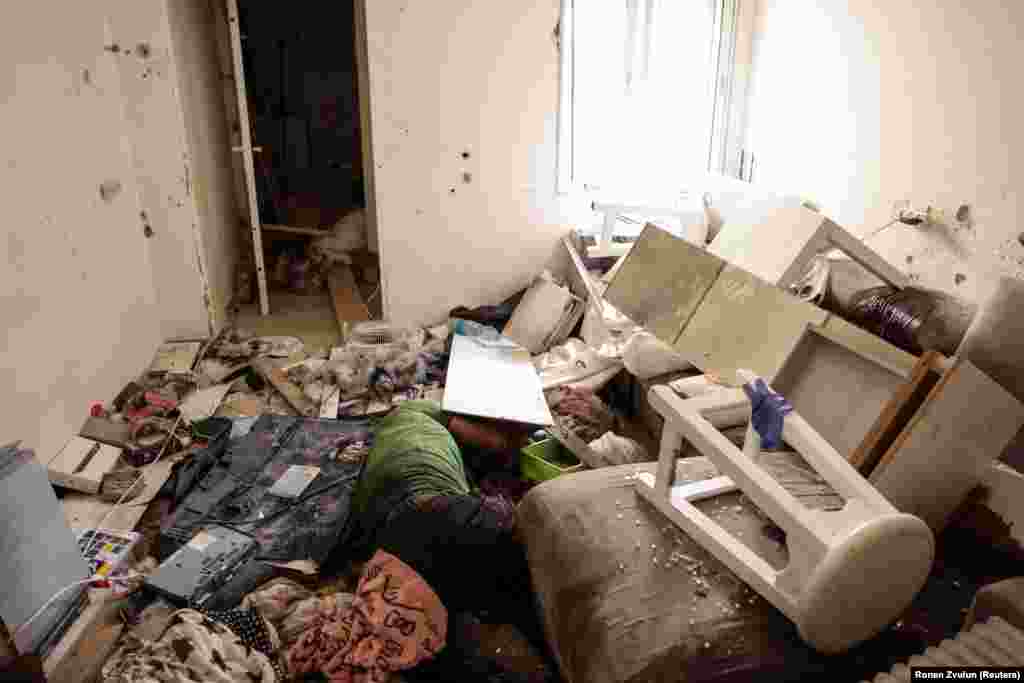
[20,218,1024,683]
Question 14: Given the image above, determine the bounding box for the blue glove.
[742,377,793,449]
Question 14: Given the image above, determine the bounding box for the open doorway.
[224,0,380,346]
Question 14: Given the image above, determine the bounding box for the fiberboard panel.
[673,265,828,386]
[604,224,725,346]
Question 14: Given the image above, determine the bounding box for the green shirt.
[351,400,470,544]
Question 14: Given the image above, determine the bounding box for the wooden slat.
[870,359,1024,531]
[252,358,317,417]
[262,223,330,236]
[327,265,370,337]
[849,351,943,475]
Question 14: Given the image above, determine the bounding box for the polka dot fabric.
[200,606,285,681]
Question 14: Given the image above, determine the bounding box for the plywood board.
[771,328,909,463]
[604,224,725,345]
[870,359,1024,531]
[849,351,943,475]
[327,264,370,335]
[442,334,553,426]
[673,265,828,385]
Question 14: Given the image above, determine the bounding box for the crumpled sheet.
[286,550,447,682]
[102,609,278,683]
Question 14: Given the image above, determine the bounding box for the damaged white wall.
[108,0,238,337]
[363,0,575,326]
[0,4,164,460]
[745,0,1024,305]
[1,0,239,459]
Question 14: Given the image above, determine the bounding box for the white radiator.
[864,617,1024,682]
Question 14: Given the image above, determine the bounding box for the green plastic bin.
[520,437,584,482]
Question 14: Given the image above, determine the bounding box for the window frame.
[557,0,756,196]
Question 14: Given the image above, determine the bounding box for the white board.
[442,334,554,426]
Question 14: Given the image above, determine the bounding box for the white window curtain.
[558,0,742,196]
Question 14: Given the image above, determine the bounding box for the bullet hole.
[954,273,967,285]
[449,188,456,195]
[99,179,122,202]
[905,255,914,265]
[462,172,472,184]
[82,68,92,85]
[1018,233,1024,247]
[143,225,154,238]
[105,43,121,54]
[461,151,471,160]
[136,42,152,58]
[955,204,970,223]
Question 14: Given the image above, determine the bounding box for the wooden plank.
[849,351,943,474]
[870,359,1024,531]
[770,326,910,463]
[262,223,330,236]
[673,265,828,386]
[442,334,554,426]
[327,264,370,336]
[43,597,123,683]
[604,224,725,345]
[61,456,179,532]
[252,358,317,417]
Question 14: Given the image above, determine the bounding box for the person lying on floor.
[306,399,554,682]
[348,399,528,552]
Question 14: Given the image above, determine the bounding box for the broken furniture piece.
[604,223,915,387]
[635,332,934,653]
[867,357,1024,532]
[46,437,122,495]
[709,205,910,292]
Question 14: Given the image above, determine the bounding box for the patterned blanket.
[287,550,447,682]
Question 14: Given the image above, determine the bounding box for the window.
[558,0,750,200]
